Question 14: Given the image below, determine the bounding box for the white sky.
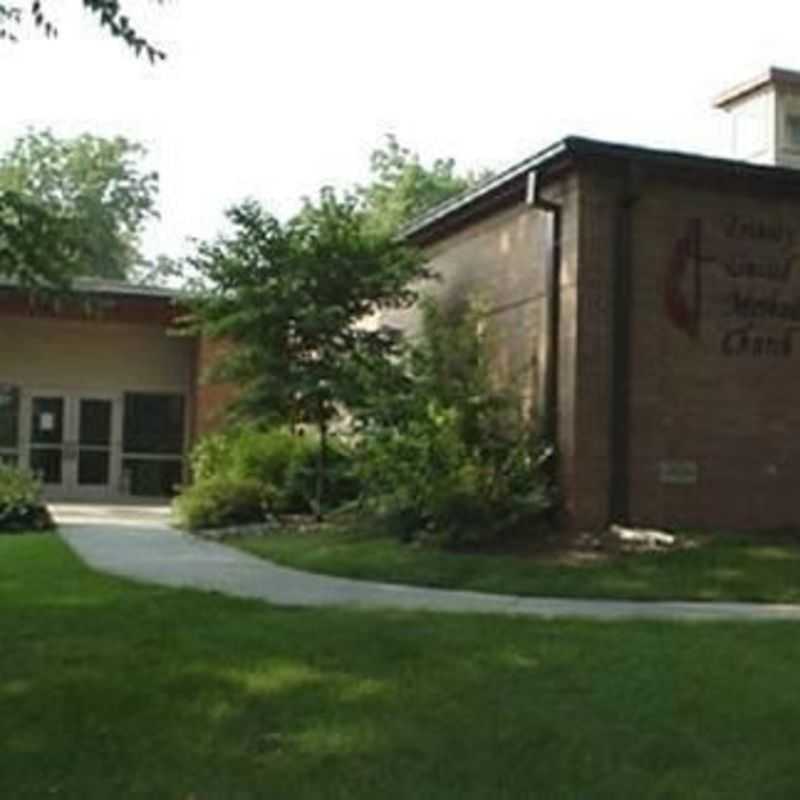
[2,0,798,262]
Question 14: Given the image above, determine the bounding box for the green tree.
[357,134,492,236]
[0,4,165,286]
[0,189,84,286]
[186,189,433,516]
[0,0,165,62]
[0,130,160,281]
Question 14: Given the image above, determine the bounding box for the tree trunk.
[315,412,327,522]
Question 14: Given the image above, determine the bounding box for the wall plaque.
[659,460,699,485]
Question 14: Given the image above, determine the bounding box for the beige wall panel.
[0,316,194,393]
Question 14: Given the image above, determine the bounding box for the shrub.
[172,475,274,531]
[357,403,553,545]
[192,426,305,485]
[354,298,556,545]
[282,435,361,514]
[185,425,360,518]
[0,464,54,533]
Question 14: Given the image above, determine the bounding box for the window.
[123,393,185,455]
[0,385,20,464]
[786,114,800,149]
[30,448,62,484]
[122,392,186,497]
[31,397,64,445]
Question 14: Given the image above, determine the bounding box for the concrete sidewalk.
[53,505,800,622]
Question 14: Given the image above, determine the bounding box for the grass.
[6,533,800,798]
[233,525,800,603]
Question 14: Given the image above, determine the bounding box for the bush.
[357,403,553,545]
[282,435,361,514]
[185,425,359,518]
[0,464,54,533]
[172,475,274,531]
[191,426,310,488]
[354,298,556,546]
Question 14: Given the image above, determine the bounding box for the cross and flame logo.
[664,219,716,340]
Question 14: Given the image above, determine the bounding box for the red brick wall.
[396,203,550,416]
[193,337,238,439]
[567,167,618,529]
[395,158,800,533]
[540,172,591,529]
[582,164,800,530]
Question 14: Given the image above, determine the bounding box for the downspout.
[608,161,639,524]
[526,171,562,450]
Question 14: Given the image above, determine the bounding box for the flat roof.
[0,276,182,301]
[402,134,800,244]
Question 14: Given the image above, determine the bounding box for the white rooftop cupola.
[715,67,800,169]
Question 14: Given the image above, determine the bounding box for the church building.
[403,67,800,530]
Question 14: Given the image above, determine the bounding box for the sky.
[2,0,800,263]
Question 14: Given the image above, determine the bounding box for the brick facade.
[412,176,591,528]
[395,203,549,412]
[598,166,800,529]
[409,138,800,532]
[193,336,238,438]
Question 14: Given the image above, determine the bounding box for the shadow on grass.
[6,535,800,798]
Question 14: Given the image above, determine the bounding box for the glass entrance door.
[0,385,21,466]
[27,394,119,500]
[77,398,113,493]
[29,396,66,487]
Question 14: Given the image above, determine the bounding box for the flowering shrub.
[0,464,54,533]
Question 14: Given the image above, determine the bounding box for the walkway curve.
[54,505,800,622]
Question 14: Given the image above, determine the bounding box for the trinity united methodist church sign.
[665,214,800,358]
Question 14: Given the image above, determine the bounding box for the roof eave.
[713,66,800,109]
[400,138,572,244]
[713,70,773,109]
[402,133,800,246]
[0,276,183,303]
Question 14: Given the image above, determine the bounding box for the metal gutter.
[525,170,562,447]
[400,139,570,241]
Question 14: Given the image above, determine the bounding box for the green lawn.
[233,526,800,603]
[6,534,800,799]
